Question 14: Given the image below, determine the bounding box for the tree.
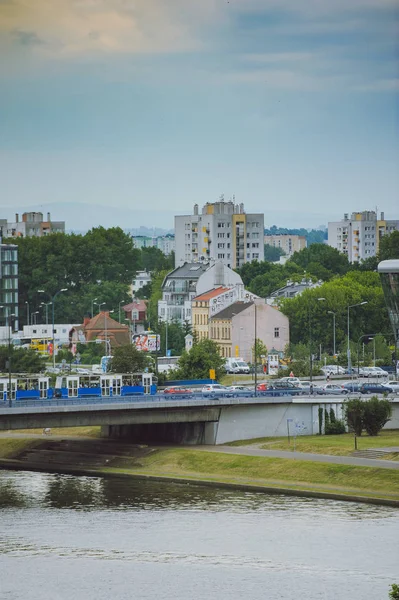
[344,398,365,437]
[290,244,350,279]
[379,230,399,261]
[140,247,174,272]
[263,244,285,263]
[175,339,225,381]
[252,338,268,362]
[389,584,399,600]
[0,346,45,373]
[362,396,392,436]
[109,345,149,373]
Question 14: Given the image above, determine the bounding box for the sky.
[1,0,398,231]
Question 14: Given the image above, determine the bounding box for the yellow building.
[192,287,230,342]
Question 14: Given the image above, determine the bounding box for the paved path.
[195,445,399,470]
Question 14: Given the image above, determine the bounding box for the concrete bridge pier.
[101,422,218,445]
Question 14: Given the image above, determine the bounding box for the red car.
[163,387,193,395]
[256,383,269,391]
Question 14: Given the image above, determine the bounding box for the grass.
[227,430,399,457]
[0,438,42,459]
[4,426,102,438]
[120,448,399,499]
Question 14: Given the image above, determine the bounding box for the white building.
[328,211,399,263]
[132,234,175,256]
[0,212,65,238]
[132,271,152,295]
[158,260,243,325]
[264,234,307,257]
[175,199,264,269]
[266,278,323,306]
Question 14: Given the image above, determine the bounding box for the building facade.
[266,278,322,305]
[209,300,289,360]
[158,261,243,325]
[132,271,152,295]
[175,199,264,269]
[0,242,18,330]
[378,259,399,350]
[122,299,147,334]
[132,234,175,255]
[328,211,399,263]
[0,212,65,238]
[264,234,306,257]
[192,287,230,341]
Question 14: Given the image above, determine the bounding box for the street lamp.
[39,288,68,368]
[91,297,98,318]
[40,301,52,325]
[32,310,39,325]
[104,309,114,355]
[308,297,326,383]
[25,300,30,326]
[118,300,125,323]
[347,302,368,373]
[0,306,16,406]
[94,301,105,314]
[327,310,336,357]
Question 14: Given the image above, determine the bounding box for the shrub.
[363,396,392,436]
[325,420,346,435]
[329,408,336,423]
[344,398,365,437]
[389,584,399,600]
[324,409,330,431]
[318,407,323,435]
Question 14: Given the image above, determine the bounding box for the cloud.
[11,29,44,46]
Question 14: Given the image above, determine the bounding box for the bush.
[363,396,392,436]
[325,420,346,435]
[389,584,399,600]
[344,398,365,437]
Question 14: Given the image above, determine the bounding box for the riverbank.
[0,436,399,507]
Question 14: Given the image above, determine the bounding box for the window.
[274,327,280,338]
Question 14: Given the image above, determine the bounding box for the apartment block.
[328,211,399,263]
[0,242,18,331]
[132,234,175,255]
[264,234,306,257]
[175,199,264,269]
[0,212,65,238]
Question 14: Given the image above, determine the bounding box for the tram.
[0,372,157,403]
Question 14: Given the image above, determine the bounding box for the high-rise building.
[174,199,264,269]
[0,242,18,330]
[0,212,65,238]
[328,211,399,263]
[263,234,306,257]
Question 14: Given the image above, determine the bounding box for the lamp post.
[40,301,52,325]
[104,309,114,356]
[254,303,258,396]
[94,301,105,315]
[91,297,98,318]
[25,300,30,326]
[308,297,326,383]
[327,310,336,357]
[0,306,16,407]
[118,300,125,324]
[39,288,68,368]
[357,333,391,375]
[165,317,169,357]
[347,302,368,374]
[32,310,39,325]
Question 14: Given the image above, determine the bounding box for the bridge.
[1,393,398,445]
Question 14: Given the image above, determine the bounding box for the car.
[256,381,302,396]
[163,386,193,395]
[321,365,346,376]
[319,384,348,395]
[367,367,389,378]
[358,367,377,378]
[360,383,393,394]
[296,381,324,395]
[202,384,232,396]
[278,376,301,386]
[228,385,253,397]
[383,381,399,393]
[342,381,362,392]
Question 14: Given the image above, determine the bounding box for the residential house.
[122,299,147,334]
[69,311,130,354]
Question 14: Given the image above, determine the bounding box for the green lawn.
[227,430,399,457]
[0,438,42,459]
[119,448,399,499]
[4,426,102,438]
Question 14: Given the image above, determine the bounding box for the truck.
[224,358,250,374]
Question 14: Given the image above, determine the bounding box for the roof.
[85,311,129,331]
[164,262,208,280]
[210,301,253,321]
[123,299,147,312]
[193,287,230,302]
[378,260,399,274]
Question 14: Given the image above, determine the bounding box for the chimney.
[15,213,19,223]
[193,204,198,216]
[83,316,91,326]
[47,212,51,222]
[380,211,385,221]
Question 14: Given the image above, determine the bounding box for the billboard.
[132,332,160,352]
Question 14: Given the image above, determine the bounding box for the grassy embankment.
[228,430,399,459]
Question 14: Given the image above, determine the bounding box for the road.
[195,445,399,470]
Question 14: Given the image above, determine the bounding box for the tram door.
[8,379,17,401]
[0,381,5,402]
[67,377,79,398]
[142,374,152,394]
[101,376,112,397]
[112,376,122,397]
[39,378,49,399]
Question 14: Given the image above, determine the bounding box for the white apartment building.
[264,234,306,257]
[175,199,264,269]
[132,270,152,295]
[328,211,399,263]
[132,234,175,255]
[0,212,65,238]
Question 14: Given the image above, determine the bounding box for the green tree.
[290,244,350,279]
[140,247,174,272]
[175,339,225,380]
[379,230,399,261]
[362,396,392,436]
[252,338,268,362]
[263,244,285,262]
[344,398,365,437]
[109,345,149,373]
[389,584,399,600]
[0,347,45,373]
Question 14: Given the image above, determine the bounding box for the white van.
[225,358,250,374]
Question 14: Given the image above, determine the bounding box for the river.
[0,470,397,599]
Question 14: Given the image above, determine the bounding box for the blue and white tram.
[0,375,52,403]
[54,372,157,399]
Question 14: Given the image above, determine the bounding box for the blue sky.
[1,0,398,230]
